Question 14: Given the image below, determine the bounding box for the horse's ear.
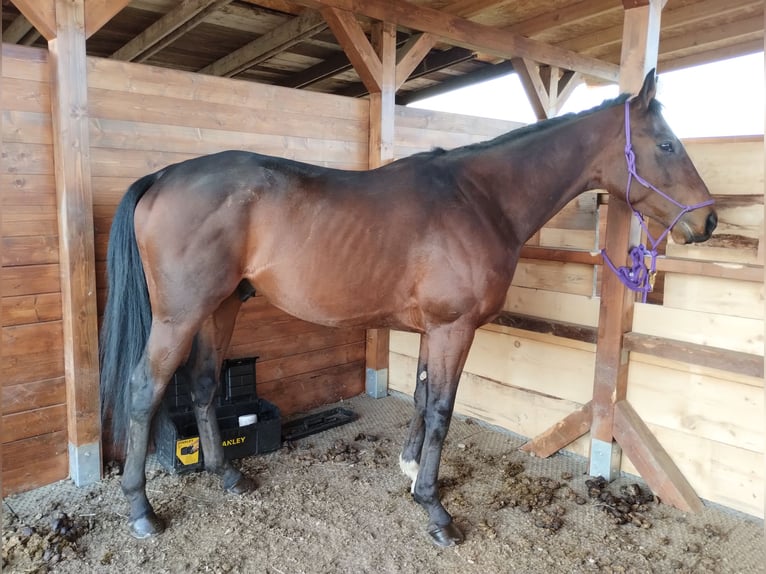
[636,68,657,110]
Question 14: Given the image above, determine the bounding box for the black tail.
[100,171,162,455]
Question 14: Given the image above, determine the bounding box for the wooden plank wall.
[389,106,764,518]
[1,45,68,494]
[86,55,370,419]
[1,45,370,495]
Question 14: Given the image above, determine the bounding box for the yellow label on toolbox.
[222,436,246,447]
[176,437,200,466]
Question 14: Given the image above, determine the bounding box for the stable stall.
[1,0,763,525]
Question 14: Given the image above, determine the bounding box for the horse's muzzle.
[692,210,718,243]
[672,209,718,244]
[704,211,718,239]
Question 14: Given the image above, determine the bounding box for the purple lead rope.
[601,100,714,302]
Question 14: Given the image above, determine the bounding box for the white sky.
[410,52,764,139]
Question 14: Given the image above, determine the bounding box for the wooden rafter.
[321,7,383,93]
[341,45,476,98]
[281,49,356,88]
[395,33,438,90]
[508,0,620,38]
[511,58,582,119]
[4,14,34,44]
[9,0,55,41]
[292,0,620,82]
[112,0,234,62]
[199,10,327,77]
[84,0,131,38]
[561,0,761,57]
[19,30,41,47]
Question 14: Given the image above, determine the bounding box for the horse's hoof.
[225,474,255,495]
[129,514,164,539]
[427,521,464,547]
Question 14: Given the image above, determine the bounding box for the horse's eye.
[658,141,674,153]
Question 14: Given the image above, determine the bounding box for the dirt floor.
[3,393,764,574]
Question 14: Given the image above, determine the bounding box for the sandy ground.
[3,393,764,573]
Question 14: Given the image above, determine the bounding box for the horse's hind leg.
[412,322,475,547]
[121,320,202,539]
[400,334,429,492]
[187,292,254,493]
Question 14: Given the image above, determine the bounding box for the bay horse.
[100,71,716,546]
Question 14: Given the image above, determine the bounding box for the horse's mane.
[412,92,664,161]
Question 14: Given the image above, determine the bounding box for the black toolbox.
[156,357,281,474]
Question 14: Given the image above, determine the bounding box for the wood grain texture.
[613,400,704,512]
[49,0,100,449]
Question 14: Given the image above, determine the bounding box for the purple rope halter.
[601,99,714,302]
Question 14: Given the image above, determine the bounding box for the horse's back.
[133,149,510,331]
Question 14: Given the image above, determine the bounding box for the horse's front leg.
[412,323,475,547]
[400,334,429,492]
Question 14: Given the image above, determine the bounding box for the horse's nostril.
[705,211,718,237]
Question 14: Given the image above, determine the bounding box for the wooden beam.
[520,402,593,458]
[0,0,4,500]
[200,10,326,77]
[365,21,396,399]
[4,14,35,44]
[342,44,475,98]
[84,0,131,39]
[562,0,759,58]
[509,0,619,38]
[10,0,56,41]
[589,0,662,481]
[369,21,396,162]
[295,0,505,96]
[49,0,101,486]
[113,0,234,62]
[492,311,597,344]
[293,0,620,82]
[613,401,703,511]
[512,58,549,120]
[19,29,42,46]
[557,70,583,109]
[321,7,383,93]
[623,333,764,379]
[655,257,763,283]
[395,33,437,90]
[281,49,354,89]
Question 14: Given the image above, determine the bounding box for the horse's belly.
[247,262,415,330]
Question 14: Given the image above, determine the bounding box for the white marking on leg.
[399,453,420,494]
[419,370,427,381]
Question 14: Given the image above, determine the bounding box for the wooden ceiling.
[3,0,763,105]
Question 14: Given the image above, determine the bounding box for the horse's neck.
[460,109,619,245]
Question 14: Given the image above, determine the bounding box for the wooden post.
[49,0,102,486]
[521,0,703,512]
[365,21,396,398]
[0,0,4,499]
[589,0,661,481]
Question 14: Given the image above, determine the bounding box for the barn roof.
[2,0,763,104]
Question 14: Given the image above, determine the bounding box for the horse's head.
[601,70,717,245]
